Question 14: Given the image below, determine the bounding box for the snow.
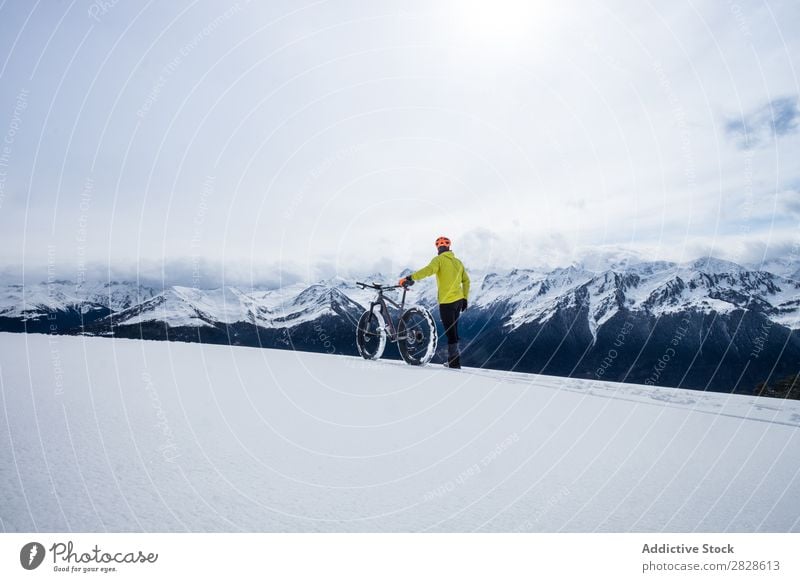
[686,256,748,275]
[2,332,799,532]
[106,282,364,329]
[493,261,800,330]
[3,256,799,334]
[0,281,158,319]
[754,257,800,282]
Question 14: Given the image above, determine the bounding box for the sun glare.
[453,0,543,49]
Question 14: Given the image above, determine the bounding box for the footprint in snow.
[650,391,696,406]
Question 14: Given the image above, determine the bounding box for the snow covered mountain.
[1,257,799,394]
[0,279,158,319]
[465,257,800,333]
[0,280,159,333]
[0,279,363,330]
[3,332,799,532]
[77,281,366,357]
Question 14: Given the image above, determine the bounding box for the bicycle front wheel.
[356,309,387,360]
[398,307,438,365]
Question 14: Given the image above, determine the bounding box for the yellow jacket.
[411,251,470,304]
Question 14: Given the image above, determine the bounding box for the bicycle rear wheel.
[356,309,387,360]
[398,307,438,365]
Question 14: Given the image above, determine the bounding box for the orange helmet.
[435,236,451,249]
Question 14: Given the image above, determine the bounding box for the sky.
[0,0,798,287]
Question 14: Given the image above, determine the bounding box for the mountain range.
[2,256,799,394]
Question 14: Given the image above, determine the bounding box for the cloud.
[0,258,305,289]
[725,96,800,148]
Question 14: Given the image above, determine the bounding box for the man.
[399,236,470,369]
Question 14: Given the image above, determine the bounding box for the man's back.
[412,250,470,304]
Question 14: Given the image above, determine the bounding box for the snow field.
[1,332,799,532]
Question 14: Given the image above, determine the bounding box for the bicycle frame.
[355,281,438,366]
[357,283,409,342]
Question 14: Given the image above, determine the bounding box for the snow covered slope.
[2,332,799,532]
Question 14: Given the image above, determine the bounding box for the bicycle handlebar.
[356,281,404,291]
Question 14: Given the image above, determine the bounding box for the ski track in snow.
[1,332,799,532]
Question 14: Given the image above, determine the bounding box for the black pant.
[439,300,462,345]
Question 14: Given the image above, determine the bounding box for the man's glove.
[399,276,414,287]
[460,298,468,311]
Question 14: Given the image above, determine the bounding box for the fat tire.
[398,307,438,366]
[356,309,387,360]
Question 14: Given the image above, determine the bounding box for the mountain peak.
[686,256,747,274]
